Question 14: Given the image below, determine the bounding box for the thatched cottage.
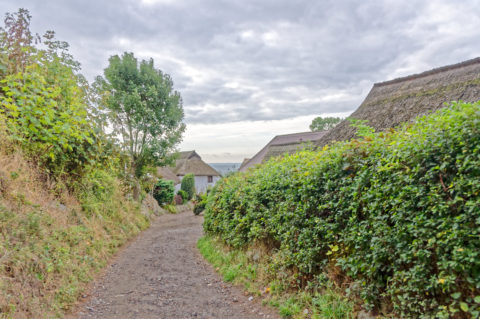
[315,57,480,147]
[157,151,221,193]
[239,131,328,172]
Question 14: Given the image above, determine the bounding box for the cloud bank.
[2,0,479,160]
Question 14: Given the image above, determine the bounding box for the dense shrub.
[177,189,188,203]
[0,11,102,180]
[153,179,174,206]
[194,192,208,215]
[204,102,480,318]
[0,64,96,176]
[181,173,195,200]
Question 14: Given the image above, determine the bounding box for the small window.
[208,176,213,183]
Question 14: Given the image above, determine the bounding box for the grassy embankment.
[0,124,150,318]
[198,236,354,318]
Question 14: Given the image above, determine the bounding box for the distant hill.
[208,163,241,176]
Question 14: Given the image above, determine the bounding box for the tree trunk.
[133,179,141,201]
[131,161,141,202]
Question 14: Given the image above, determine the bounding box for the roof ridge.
[272,140,317,147]
[374,57,480,88]
[173,156,221,176]
[275,131,326,137]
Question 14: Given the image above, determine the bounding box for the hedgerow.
[194,192,208,215]
[204,101,480,318]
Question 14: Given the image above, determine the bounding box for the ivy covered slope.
[0,10,149,317]
[204,102,480,318]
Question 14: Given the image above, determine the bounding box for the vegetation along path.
[74,211,279,319]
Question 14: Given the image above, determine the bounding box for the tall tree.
[309,116,342,131]
[96,52,185,198]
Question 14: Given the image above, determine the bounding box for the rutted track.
[73,211,279,319]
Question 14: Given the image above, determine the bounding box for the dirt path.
[74,211,280,319]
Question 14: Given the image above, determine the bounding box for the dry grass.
[0,124,149,318]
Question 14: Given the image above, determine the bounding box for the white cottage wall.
[174,183,181,192]
[177,175,221,194]
[194,176,208,194]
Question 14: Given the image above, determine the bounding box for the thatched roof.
[173,150,220,176]
[239,131,328,172]
[156,166,180,184]
[177,150,201,160]
[263,142,316,161]
[315,57,480,147]
[238,158,251,171]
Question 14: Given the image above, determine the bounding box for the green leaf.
[451,292,461,299]
[460,302,469,312]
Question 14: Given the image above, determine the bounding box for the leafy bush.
[152,179,174,206]
[193,192,208,215]
[177,189,188,203]
[164,203,178,214]
[204,102,480,318]
[181,173,195,200]
[0,11,102,180]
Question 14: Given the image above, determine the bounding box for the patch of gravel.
[71,211,280,319]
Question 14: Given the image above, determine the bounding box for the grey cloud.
[2,0,480,125]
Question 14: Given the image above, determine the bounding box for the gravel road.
[73,211,279,319]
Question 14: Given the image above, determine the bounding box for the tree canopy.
[309,116,342,131]
[96,52,185,180]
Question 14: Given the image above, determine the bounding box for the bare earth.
[73,211,280,319]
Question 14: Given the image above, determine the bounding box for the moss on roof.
[315,57,480,147]
[157,166,180,184]
[172,150,220,176]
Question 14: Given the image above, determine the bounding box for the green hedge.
[153,179,175,206]
[177,189,188,203]
[203,102,480,318]
[181,173,195,200]
[194,192,208,215]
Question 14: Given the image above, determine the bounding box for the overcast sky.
[2,0,479,162]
